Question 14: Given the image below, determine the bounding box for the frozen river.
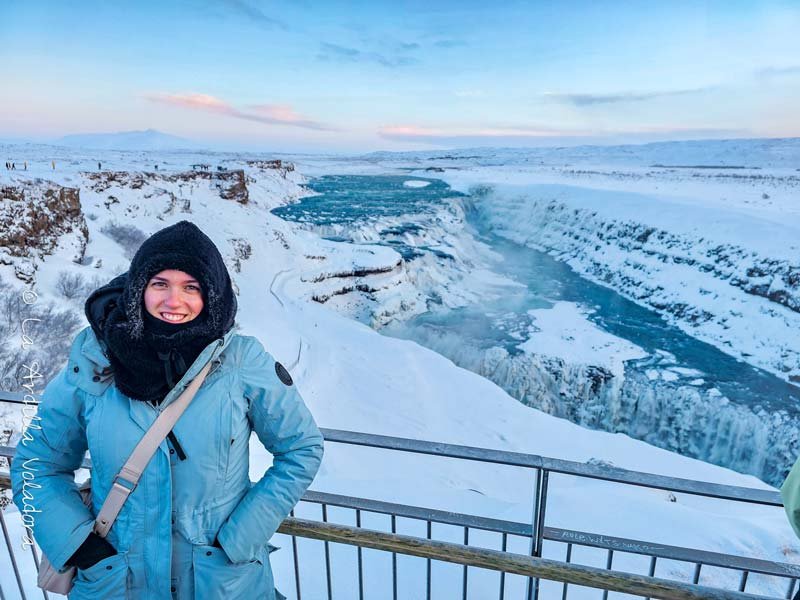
[274,174,800,485]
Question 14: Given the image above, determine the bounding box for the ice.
[518,301,646,378]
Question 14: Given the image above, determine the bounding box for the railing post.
[30,544,49,600]
[322,504,332,600]
[391,514,397,600]
[562,543,573,600]
[356,509,364,600]
[462,527,469,600]
[499,533,508,600]
[527,468,550,600]
[289,508,302,600]
[426,520,432,600]
[0,505,29,600]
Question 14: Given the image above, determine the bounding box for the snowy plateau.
[0,138,799,598]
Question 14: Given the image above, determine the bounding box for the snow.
[1,140,799,598]
[402,179,431,188]
[518,301,646,378]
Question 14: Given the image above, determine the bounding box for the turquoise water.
[273,175,800,482]
[275,174,799,413]
[274,175,463,261]
[274,175,461,224]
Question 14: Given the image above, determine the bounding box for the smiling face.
[143,269,204,324]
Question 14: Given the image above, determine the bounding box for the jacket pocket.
[69,550,129,600]
[192,544,274,600]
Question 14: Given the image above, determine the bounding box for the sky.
[1,0,799,153]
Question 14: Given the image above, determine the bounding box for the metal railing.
[0,393,798,599]
[277,517,779,600]
[271,429,795,600]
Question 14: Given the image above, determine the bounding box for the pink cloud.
[380,125,446,136]
[248,104,333,130]
[378,124,584,139]
[145,92,334,131]
[144,93,236,115]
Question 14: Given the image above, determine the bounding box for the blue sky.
[1,1,798,152]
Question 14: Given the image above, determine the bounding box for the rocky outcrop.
[85,171,149,192]
[247,159,295,173]
[302,260,405,305]
[85,169,250,204]
[215,170,249,204]
[0,182,88,282]
[312,283,382,303]
[303,261,402,283]
[228,238,253,273]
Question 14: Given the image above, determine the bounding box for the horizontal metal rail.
[302,490,800,579]
[305,489,531,535]
[319,428,782,506]
[277,517,778,600]
[0,392,37,405]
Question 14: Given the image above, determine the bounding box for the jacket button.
[206,551,212,556]
[73,366,79,373]
[171,586,176,592]
[92,375,101,382]
[169,449,175,455]
[106,565,113,570]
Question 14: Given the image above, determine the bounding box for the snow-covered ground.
[517,301,647,379]
[1,141,799,598]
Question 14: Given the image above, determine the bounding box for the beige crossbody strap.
[93,360,213,537]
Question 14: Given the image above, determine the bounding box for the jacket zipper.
[148,347,224,462]
[167,430,187,461]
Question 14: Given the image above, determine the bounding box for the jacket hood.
[83,221,238,404]
[92,221,237,342]
[85,273,127,344]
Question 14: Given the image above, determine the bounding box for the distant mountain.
[57,129,201,151]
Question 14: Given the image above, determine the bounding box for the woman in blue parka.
[11,220,324,599]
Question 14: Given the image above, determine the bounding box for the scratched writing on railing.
[19,288,43,550]
[558,530,665,554]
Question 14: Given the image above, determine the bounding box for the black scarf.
[85,221,237,405]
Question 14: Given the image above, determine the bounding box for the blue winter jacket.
[10,326,324,599]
